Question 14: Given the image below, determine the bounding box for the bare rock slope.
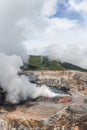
[25,70,87,94]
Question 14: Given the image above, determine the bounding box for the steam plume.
[0,53,59,103]
[0,0,67,104]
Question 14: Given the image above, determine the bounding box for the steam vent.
[0,70,87,130]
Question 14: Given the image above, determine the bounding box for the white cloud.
[44,44,87,69]
[69,0,87,12]
[0,0,47,61]
[42,0,58,17]
[47,18,78,30]
[1,0,87,68]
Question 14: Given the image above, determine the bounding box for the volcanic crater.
[0,70,87,130]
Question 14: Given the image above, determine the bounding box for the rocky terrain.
[0,70,87,130]
[23,70,87,94]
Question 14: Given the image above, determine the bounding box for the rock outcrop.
[23,70,87,94]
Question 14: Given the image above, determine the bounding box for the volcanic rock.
[22,70,87,94]
[0,87,6,104]
[0,90,86,130]
[0,70,87,129]
[84,98,87,104]
[0,98,87,129]
[57,97,71,103]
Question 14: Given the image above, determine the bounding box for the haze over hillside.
[24,55,87,72]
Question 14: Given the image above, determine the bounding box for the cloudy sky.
[24,0,87,49]
[1,0,87,68]
[24,0,87,68]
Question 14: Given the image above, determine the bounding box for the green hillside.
[27,55,64,70]
[23,55,87,72]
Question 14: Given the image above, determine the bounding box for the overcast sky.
[1,0,87,68]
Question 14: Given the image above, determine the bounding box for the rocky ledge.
[0,70,87,130]
[23,70,87,94]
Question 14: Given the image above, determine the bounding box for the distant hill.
[23,55,87,72]
[60,62,87,72]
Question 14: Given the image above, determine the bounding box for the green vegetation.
[27,55,64,70]
[23,55,87,72]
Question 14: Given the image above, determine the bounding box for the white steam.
[33,85,58,98]
[0,53,60,104]
[0,0,47,62]
[33,85,68,98]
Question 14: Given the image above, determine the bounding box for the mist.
[44,44,87,69]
